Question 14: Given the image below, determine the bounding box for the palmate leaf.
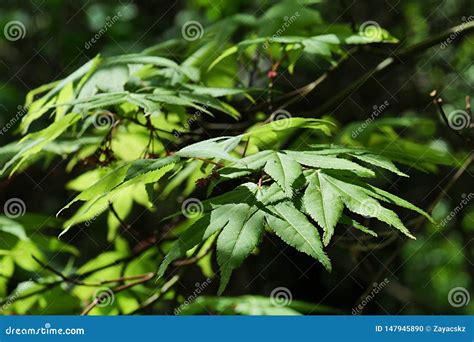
[59,164,130,214]
[349,153,408,177]
[267,202,331,271]
[157,204,240,279]
[173,118,334,166]
[0,137,100,178]
[21,56,102,132]
[209,29,398,70]
[178,92,241,119]
[303,172,344,246]
[286,151,375,177]
[264,152,303,197]
[339,215,377,237]
[159,182,332,293]
[58,156,178,234]
[183,84,251,97]
[104,54,200,82]
[363,184,433,223]
[154,137,433,293]
[214,147,381,199]
[39,127,430,293]
[244,118,335,149]
[18,48,209,135]
[40,90,239,119]
[302,145,409,176]
[175,135,243,162]
[318,172,415,239]
[216,207,265,294]
[1,113,82,175]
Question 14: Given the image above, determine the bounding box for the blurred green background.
[0,0,472,315]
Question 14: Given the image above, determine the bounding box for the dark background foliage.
[0,0,472,315]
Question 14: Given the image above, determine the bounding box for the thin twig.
[81,272,155,315]
[0,281,61,307]
[32,255,158,287]
[431,90,473,148]
[250,48,356,113]
[129,275,180,315]
[32,255,78,284]
[316,21,474,115]
[193,157,224,167]
[242,138,250,158]
[109,203,130,231]
[430,91,465,141]
[173,242,213,267]
[466,96,472,117]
